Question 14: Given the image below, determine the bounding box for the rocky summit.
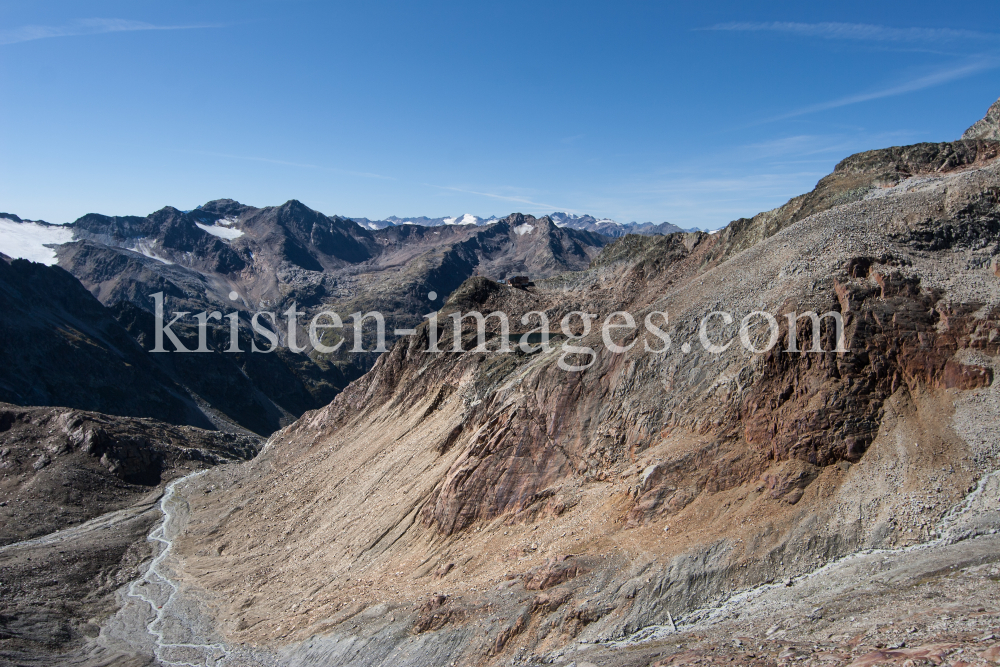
[963,96,1000,141]
[2,97,1000,667]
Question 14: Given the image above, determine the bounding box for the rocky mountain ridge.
[963,96,1000,141]
[0,204,611,434]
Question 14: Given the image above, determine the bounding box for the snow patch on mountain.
[132,240,174,265]
[195,222,245,240]
[0,219,74,265]
[513,223,535,236]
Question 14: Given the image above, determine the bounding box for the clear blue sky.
[1,1,998,228]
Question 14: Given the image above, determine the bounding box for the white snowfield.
[442,213,483,225]
[195,221,245,240]
[0,218,74,265]
[551,217,615,227]
[513,223,535,236]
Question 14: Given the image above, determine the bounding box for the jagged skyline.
[2,2,998,228]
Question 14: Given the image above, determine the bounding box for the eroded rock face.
[740,265,995,472]
[159,130,1000,665]
[524,555,586,591]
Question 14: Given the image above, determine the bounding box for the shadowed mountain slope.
[0,255,214,428]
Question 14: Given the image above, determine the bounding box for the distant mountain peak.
[443,213,487,225]
[199,198,241,207]
[198,199,249,217]
[547,212,685,237]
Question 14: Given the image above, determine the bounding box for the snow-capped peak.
[350,212,688,237]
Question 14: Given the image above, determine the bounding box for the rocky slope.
[73,99,1000,666]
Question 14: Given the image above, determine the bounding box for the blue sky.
[1,1,998,229]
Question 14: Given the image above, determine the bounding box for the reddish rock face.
[411,594,465,634]
[405,247,998,535]
[759,460,820,503]
[741,265,995,471]
[523,556,585,591]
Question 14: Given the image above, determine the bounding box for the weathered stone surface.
[524,556,585,591]
[963,96,1000,141]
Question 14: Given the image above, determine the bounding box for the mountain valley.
[1,97,1000,667]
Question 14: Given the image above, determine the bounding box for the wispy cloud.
[0,18,218,46]
[744,135,853,158]
[762,59,998,122]
[173,148,395,181]
[426,184,577,213]
[743,130,916,158]
[703,21,999,44]
[605,170,829,230]
[631,171,825,197]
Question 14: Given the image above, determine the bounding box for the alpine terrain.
[2,96,1000,667]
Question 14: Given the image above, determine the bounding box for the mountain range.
[1,95,999,667]
[351,211,688,236]
[0,205,611,434]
